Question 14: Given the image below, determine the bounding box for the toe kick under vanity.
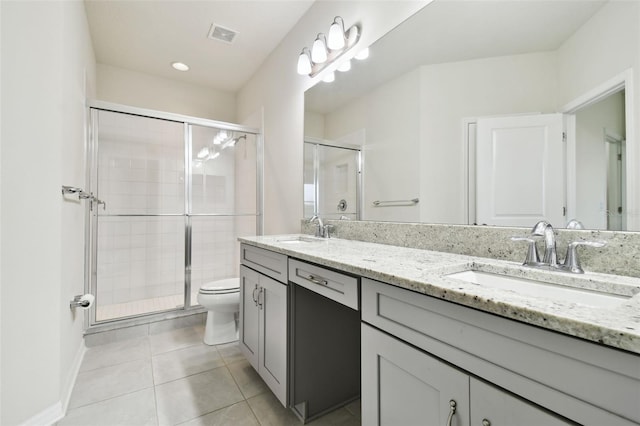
[238,235,640,426]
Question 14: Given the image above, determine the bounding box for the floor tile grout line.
[66,384,156,413]
[153,363,228,387]
[244,394,266,426]
[172,399,251,426]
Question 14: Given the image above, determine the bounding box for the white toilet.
[197,278,240,345]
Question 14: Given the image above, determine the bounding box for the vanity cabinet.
[239,244,288,406]
[361,278,640,426]
[362,324,572,426]
[362,323,470,425]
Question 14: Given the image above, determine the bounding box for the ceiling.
[84,0,315,92]
[305,0,607,114]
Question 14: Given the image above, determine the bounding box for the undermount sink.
[445,268,633,309]
[276,236,324,244]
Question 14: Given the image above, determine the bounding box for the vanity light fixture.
[297,48,313,75]
[171,61,190,71]
[327,17,346,50]
[311,34,328,63]
[296,16,361,79]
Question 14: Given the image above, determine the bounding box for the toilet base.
[203,310,238,346]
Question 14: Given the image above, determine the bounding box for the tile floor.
[59,325,361,426]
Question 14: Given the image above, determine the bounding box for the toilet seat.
[199,278,240,295]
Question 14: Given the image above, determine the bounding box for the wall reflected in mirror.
[304,0,637,231]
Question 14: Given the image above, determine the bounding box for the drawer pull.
[482,419,491,426]
[306,274,328,286]
[446,400,457,426]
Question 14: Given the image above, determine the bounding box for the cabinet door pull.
[306,274,328,286]
[252,284,259,306]
[257,287,264,310]
[482,419,491,426]
[446,400,457,426]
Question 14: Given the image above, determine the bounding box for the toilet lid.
[200,278,240,294]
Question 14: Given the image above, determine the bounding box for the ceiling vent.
[208,24,238,44]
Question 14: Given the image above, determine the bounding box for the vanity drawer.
[240,244,288,284]
[289,259,359,310]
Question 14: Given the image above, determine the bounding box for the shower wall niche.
[88,105,261,324]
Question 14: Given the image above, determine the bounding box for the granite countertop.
[239,234,640,355]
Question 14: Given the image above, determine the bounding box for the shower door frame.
[85,100,263,329]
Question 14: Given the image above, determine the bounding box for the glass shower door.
[92,110,186,322]
[189,125,258,306]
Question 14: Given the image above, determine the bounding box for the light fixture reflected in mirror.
[354,47,369,60]
[322,72,335,83]
[337,60,351,72]
[196,147,210,159]
[296,16,361,79]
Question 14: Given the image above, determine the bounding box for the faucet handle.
[563,240,606,274]
[510,236,541,265]
[322,224,334,238]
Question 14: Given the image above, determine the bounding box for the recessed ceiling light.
[171,62,190,71]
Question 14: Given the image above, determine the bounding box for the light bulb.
[355,47,369,60]
[337,60,351,72]
[311,35,328,64]
[297,49,312,75]
[322,71,335,83]
[327,18,346,50]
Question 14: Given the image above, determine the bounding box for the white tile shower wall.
[190,217,238,290]
[97,110,185,216]
[97,217,185,306]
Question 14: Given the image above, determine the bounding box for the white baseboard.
[19,402,63,426]
[21,341,86,426]
[61,340,87,415]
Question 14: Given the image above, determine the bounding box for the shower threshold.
[96,291,199,322]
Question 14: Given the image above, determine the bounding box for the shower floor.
[96,291,200,322]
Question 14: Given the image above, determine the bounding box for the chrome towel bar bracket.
[61,186,106,209]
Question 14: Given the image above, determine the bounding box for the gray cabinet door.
[259,273,288,405]
[362,324,470,426]
[470,378,574,426]
[239,265,260,369]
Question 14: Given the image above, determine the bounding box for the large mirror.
[304,0,637,231]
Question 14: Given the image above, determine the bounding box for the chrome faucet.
[512,220,606,273]
[309,215,324,237]
[309,215,333,238]
[531,220,558,266]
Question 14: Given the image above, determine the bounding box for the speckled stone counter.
[239,234,640,355]
[301,220,640,278]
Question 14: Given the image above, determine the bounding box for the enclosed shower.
[304,140,361,220]
[86,103,261,325]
